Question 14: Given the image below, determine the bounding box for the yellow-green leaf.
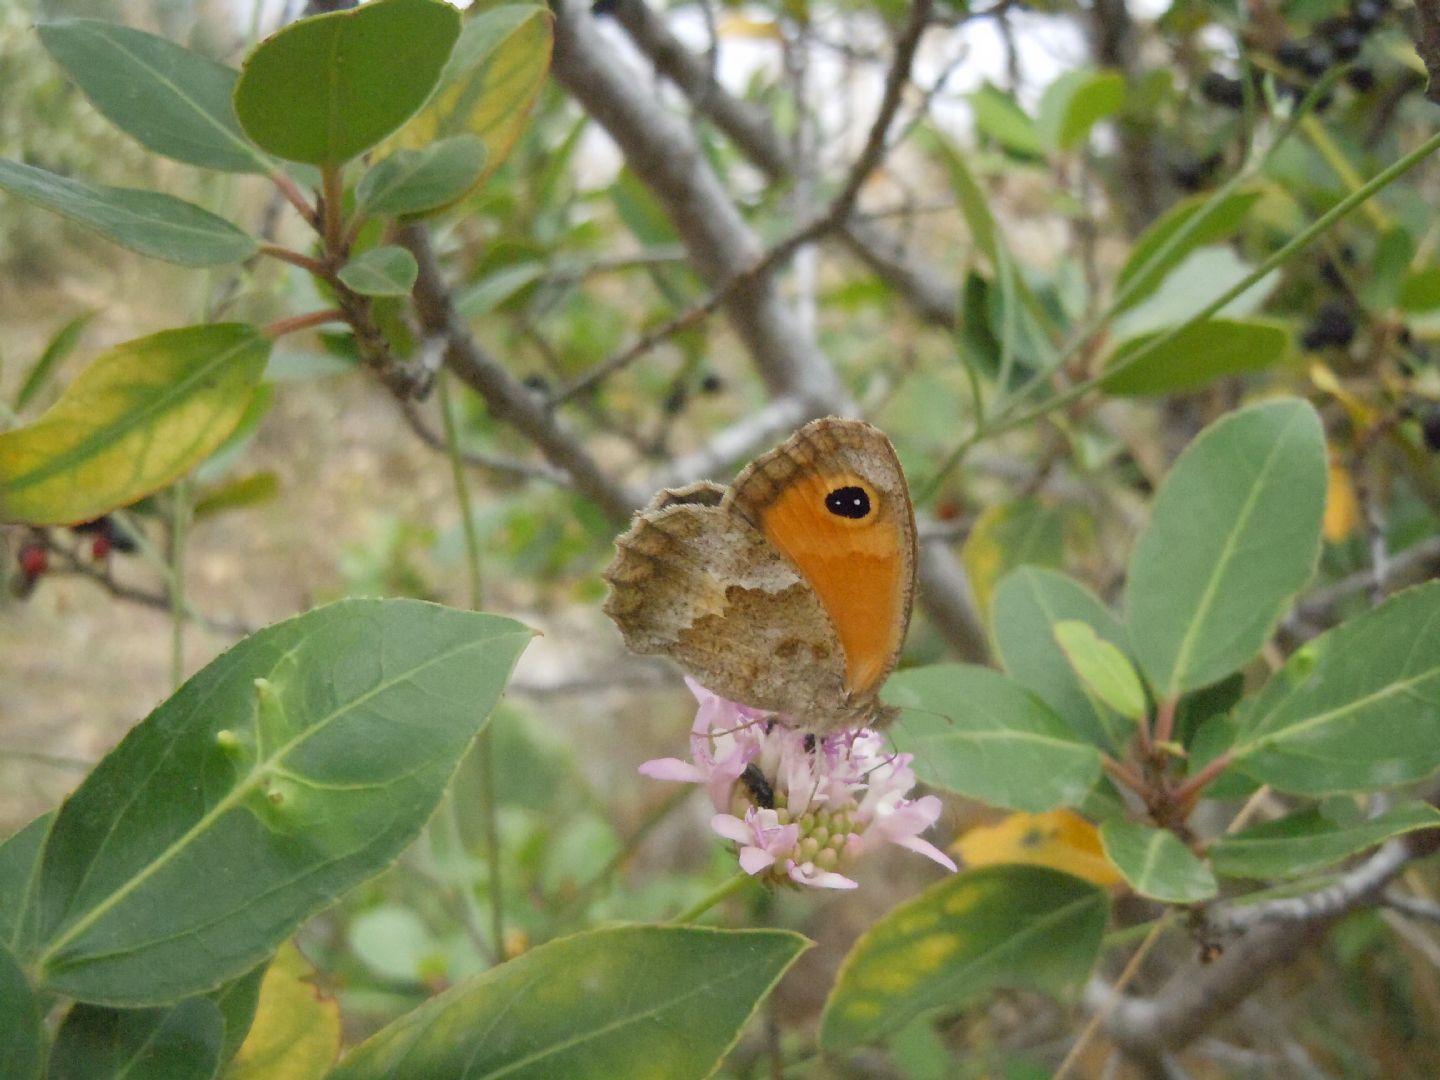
[0,324,269,525]
[1053,621,1148,721]
[223,941,339,1080]
[381,5,553,197]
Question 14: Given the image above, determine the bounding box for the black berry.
[1422,408,1440,453]
[1347,67,1376,92]
[663,384,688,415]
[699,372,724,394]
[1200,72,1245,110]
[521,374,550,396]
[1327,21,1365,61]
[1301,301,1357,350]
[1276,40,1308,70]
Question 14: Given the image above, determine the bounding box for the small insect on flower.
[639,679,956,890]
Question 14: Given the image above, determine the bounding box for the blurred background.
[4,0,1440,1073]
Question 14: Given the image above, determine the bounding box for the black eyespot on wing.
[825,485,871,519]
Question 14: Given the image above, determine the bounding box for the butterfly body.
[603,418,917,732]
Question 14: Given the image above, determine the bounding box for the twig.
[396,397,569,484]
[269,170,318,228]
[1383,889,1440,925]
[400,222,642,523]
[1059,918,1170,1080]
[555,0,930,404]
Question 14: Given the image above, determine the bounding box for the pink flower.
[638,681,956,889]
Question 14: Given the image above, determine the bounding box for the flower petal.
[788,861,858,889]
[895,835,959,872]
[710,813,752,844]
[639,758,706,783]
[738,846,777,874]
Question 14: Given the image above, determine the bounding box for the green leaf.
[455,262,545,319]
[1111,246,1277,340]
[327,926,808,1080]
[886,665,1101,811]
[30,599,534,1004]
[820,866,1108,1049]
[337,245,419,297]
[1399,266,1440,313]
[960,498,1063,620]
[193,471,279,520]
[0,324,269,526]
[382,5,554,195]
[48,999,224,1080]
[0,812,53,957]
[0,159,257,267]
[355,135,487,217]
[1102,319,1290,396]
[1099,821,1217,903]
[0,946,43,1080]
[1054,621,1147,721]
[928,129,997,264]
[348,905,437,983]
[992,568,1130,752]
[971,85,1043,158]
[37,19,267,173]
[15,311,94,411]
[1114,190,1262,312]
[1232,582,1440,794]
[1210,802,1440,880]
[234,0,461,167]
[212,961,268,1066]
[1126,398,1326,699]
[1037,69,1125,152]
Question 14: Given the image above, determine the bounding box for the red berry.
[92,534,113,560]
[19,544,47,578]
[935,500,961,522]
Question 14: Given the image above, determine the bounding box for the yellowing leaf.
[224,941,340,1080]
[717,14,784,40]
[952,810,1123,887]
[960,499,1063,620]
[1310,362,1378,429]
[0,324,269,525]
[382,6,552,200]
[1323,457,1362,543]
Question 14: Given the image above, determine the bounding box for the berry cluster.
[1199,0,1391,114]
[8,515,137,598]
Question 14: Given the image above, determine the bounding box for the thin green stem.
[439,373,502,954]
[321,165,345,257]
[668,871,754,925]
[169,479,190,690]
[439,374,483,610]
[987,128,1440,444]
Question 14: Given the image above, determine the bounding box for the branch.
[399,222,642,524]
[608,0,962,329]
[554,0,931,404]
[1092,834,1430,1063]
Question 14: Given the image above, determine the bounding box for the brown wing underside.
[602,492,855,725]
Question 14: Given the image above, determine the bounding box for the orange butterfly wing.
[728,419,916,698]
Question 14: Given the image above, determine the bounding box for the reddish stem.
[321,165,345,257]
[270,170,317,228]
[262,308,345,340]
[1171,751,1234,808]
[1153,696,1179,747]
[1101,754,1149,798]
[258,243,331,278]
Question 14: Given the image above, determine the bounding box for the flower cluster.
[640,679,955,889]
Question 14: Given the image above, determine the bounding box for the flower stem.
[668,872,754,925]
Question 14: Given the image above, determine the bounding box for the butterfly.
[603,417,917,733]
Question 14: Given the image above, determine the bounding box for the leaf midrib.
[34,632,503,970]
[1160,406,1301,698]
[63,22,268,171]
